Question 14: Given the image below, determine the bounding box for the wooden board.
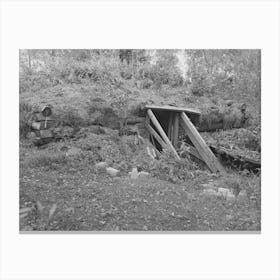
[173,113,179,148]
[145,122,167,150]
[168,112,173,140]
[180,112,225,174]
[147,109,180,160]
[145,105,201,116]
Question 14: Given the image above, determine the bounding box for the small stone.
[139,171,149,177]
[106,167,119,177]
[202,189,219,197]
[226,214,233,221]
[95,162,107,170]
[202,181,216,190]
[218,188,235,200]
[66,147,81,157]
[129,168,139,179]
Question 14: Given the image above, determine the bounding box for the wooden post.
[168,112,173,140]
[147,109,180,159]
[180,112,225,174]
[145,122,168,150]
[173,113,179,148]
[146,115,155,147]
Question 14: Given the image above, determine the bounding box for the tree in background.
[19,49,261,103]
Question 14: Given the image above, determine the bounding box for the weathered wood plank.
[168,112,173,140]
[173,113,179,148]
[145,105,201,116]
[180,112,225,174]
[145,121,167,150]
[147,109,180,159]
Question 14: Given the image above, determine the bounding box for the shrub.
[19,103,39,138]
[55,110,86,128]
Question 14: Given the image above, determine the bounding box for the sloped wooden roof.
[145,105,201,116]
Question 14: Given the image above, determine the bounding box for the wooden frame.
[147,109,180,159]
[145,106,225,174]
[180,112,225,174]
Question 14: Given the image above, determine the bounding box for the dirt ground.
[19,81,261,232]
[19,136,261,232]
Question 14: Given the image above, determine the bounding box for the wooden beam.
[145,121,167,150]
[168,112,173,140]
[145,105,201,116]
[147,109,180,159]
[173,113,179,148]
[180,112,225,174]
[146,115,156,147]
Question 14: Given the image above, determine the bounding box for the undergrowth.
[151,149,199,183]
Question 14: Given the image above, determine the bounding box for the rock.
[139,171,149,177]
[201,181,217,190]
[106,167,120,177]
[226,214,233,221]
[95,161,108,170]
[129,168,139,179]
[202,189,221,197]
[66,147,81,157]
[225,100,234,106]
[218,188,235,200]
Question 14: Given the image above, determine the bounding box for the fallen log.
[209,145,261,174]
[180,142,261,174]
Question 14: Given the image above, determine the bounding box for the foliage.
[19,49,261,231]
[19,49,261,111]
[151,149,199,183]
[27,153,68,169]
[54,109,86,128]
[19,102,40,138]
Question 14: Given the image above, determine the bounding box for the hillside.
[19,49,261,231]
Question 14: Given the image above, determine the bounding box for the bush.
[19,103,40,138]
[55,110,86,128]
[135,63,184,88]
[19,71,56,93]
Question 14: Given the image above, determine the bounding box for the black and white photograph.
[19,49,261,232]
[1,0,280,279]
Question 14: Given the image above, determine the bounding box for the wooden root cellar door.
[145,105,226,174]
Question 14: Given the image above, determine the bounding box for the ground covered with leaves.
[19,49,261,231]
[19,127,261,231]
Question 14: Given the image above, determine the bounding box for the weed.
[19,103,40,138]
[151,150,198,183]
[27,153,68,169]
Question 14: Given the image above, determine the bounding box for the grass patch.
[27,153,68,169]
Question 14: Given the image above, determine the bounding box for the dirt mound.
[198,103,250,131]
